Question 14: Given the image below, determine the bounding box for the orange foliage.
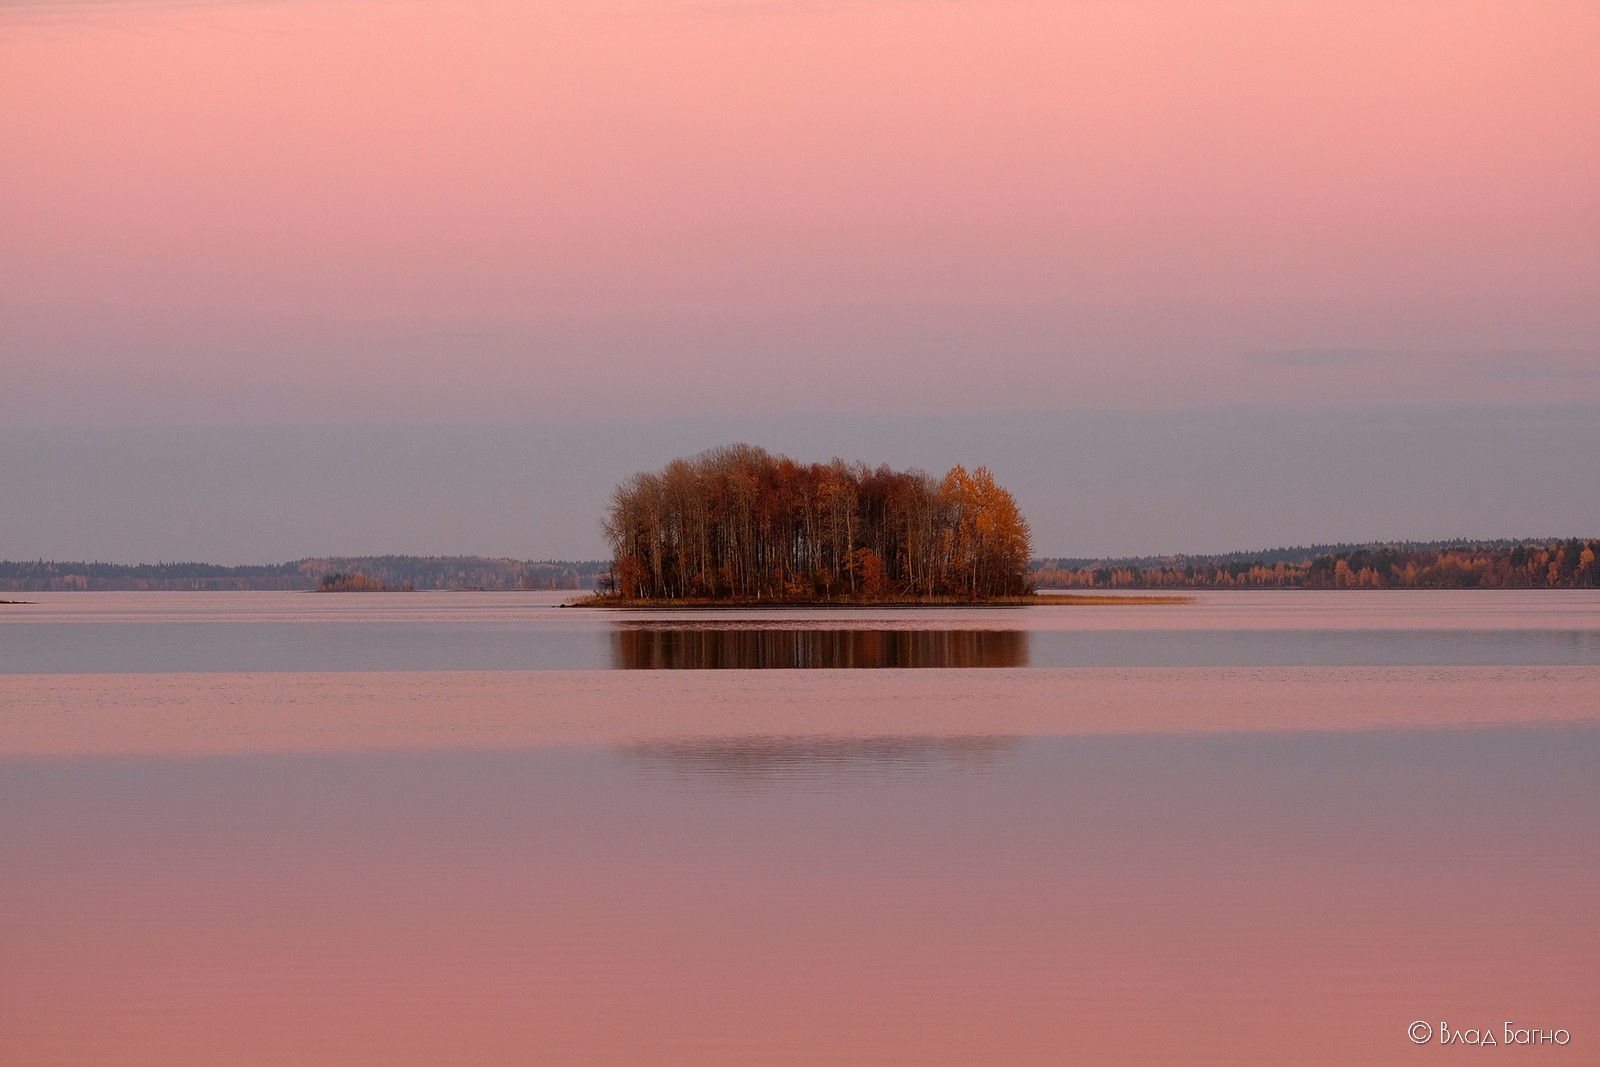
[602,444,1032,601]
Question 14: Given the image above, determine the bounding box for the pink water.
[2,592,1597,1064]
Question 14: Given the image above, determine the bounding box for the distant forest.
[0,556,606,593]
[1033,539,1600,589]
[5,539,1596,594]
[601,444,1032,601]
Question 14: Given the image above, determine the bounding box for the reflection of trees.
[622,735,1020,784]
[611,628,1030,669]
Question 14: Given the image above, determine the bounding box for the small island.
[315,572,413,592]
[582,443,1036,605]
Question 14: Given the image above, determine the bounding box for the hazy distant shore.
[2,538,1594,593]
[0,556,605,593]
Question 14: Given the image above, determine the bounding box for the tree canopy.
[600,444,1032,602]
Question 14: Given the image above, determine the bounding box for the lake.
[2,590,1597,1064]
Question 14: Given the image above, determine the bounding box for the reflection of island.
[622,734,1020,784]
[611,627,1030,669]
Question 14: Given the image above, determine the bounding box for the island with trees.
[588,444,1036,605]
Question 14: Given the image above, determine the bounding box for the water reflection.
[622,734,1019,784]
[5,728,1599,1063]
[611,627,1030,669]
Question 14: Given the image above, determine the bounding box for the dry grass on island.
[570,593,1039,608]
[1037,592,1194,605]
[570,591,1193,608]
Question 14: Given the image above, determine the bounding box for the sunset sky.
[3,0,1597,559]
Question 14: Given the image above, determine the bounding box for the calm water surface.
[2,589,1597,671]
[2,591,1597,1065]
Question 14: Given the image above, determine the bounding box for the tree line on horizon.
[1038,537,1566,571]
[1032,539,1600,589]
[7,541,1595,595]
[0,556,605,593]
[601,444,1032,601]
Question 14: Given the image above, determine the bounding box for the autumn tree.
[600,445,1034,601]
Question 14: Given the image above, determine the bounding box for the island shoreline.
[566,593,1195,608]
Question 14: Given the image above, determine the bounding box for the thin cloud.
[1242,348,1600,378]
[1241,348,1392,369]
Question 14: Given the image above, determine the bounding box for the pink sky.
[3,0,1597,422]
